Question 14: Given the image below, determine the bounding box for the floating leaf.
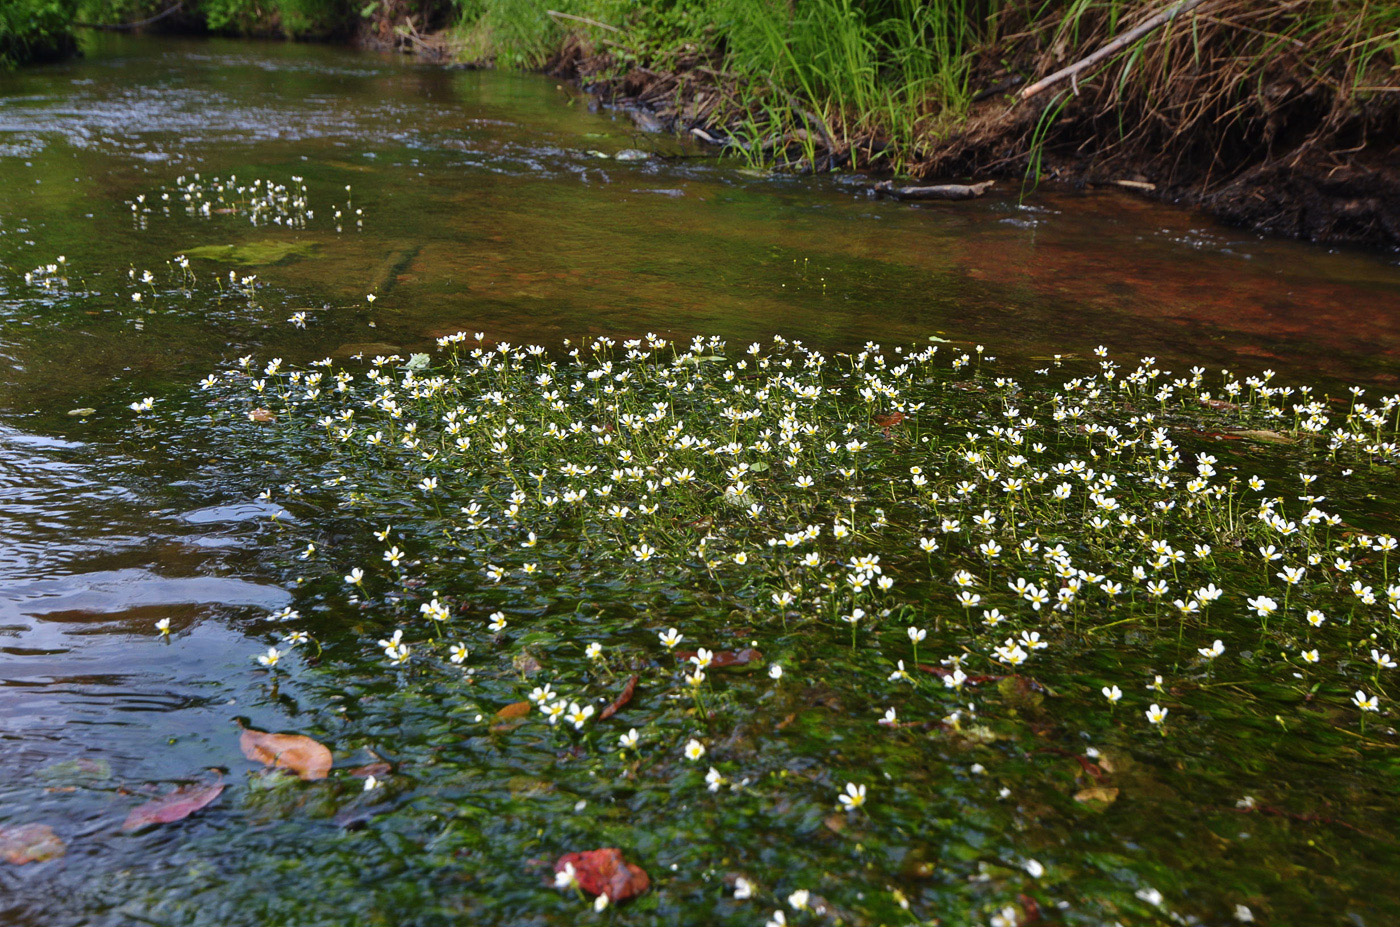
[66,407,97,418]
[873,411,905,429]
[249,408,275,423]
[37,757,113,784]
[554,848,650,902]
[123,781,225,831]
[598,675,638,720]
[495,701,532,721]
[348,762,392,779]
[239,727,332,781]
[1074,786,1120,805]
[0,824,65,864]
[1232,429,1297,445]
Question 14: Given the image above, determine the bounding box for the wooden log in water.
[367,243,422,297]
[872,180,995,201]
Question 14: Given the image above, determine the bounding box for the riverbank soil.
[539,0,1400,250]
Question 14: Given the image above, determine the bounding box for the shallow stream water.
[3,34,1400,927]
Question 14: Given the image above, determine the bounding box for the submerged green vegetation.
[56,235,1397,922]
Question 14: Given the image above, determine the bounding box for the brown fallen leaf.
[0,824,65,864]
[554,848,650,902]
[348,762,392,779]
[598,675,638,721]
[495,701,532,721]
[249,408,275,423]
[1074,786,1120,805]
[873,410,905,436]
[1232,429,1297,445]
[123,781,225,831]
[239,727,332,781]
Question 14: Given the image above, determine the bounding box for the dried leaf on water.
[123,781,225,831]
[495,701,532,721]
[1074,786,1120,806]
[492,701,532,732]
[0,824,65,864]
[1232,429,1297,445]
[239,727,333,781]
[598,675,638,720]
[554,848,650,902]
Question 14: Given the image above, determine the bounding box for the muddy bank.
[537,9,1400,252]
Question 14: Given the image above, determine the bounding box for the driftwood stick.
[874,180,995,201]
[546,9,623,34]
[1017,0,1209,102]
[74,0,183,30]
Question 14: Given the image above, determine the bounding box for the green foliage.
[196,0,355,37]
[0,0,77,68]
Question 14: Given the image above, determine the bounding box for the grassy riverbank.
[10,1,1400,241]
[459,0,1400,248]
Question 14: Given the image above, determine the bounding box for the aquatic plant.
[122,330,1400,924]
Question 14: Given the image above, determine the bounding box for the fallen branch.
[546,9,623,35]
[74,1,183,31]
[873,180,995,201]
[1017,0,1210,103]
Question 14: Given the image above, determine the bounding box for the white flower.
[1198,639,1226,660]
[734,876,754,899]
[1136,887,1164,906]
[554,862,578,890]
[155,618,171,636]
[837,782,866,810]
[768,663,783,680]
[1146,703,1168,725]
[363,775,381,791]
[619,728,639,749]
[684,738,705,761]
[1102,685,1122,703]
[659,627,683,649]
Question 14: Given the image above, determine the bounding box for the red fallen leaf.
[872,411,904,428]
[0,824,65,864]
[674,648,763,669]
[122,781,225,832]
[1018,893,1043,924]
[598,675,638,721]
[238,726,333,781]
[554,848,649,902]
